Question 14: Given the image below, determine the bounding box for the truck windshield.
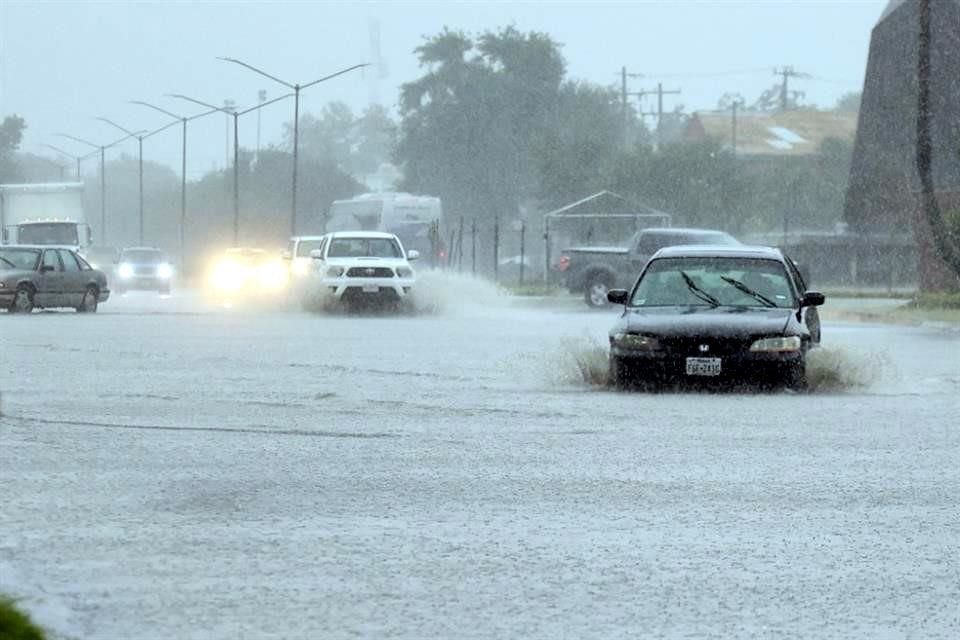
[327,237,402,258]
[18,223,79,246]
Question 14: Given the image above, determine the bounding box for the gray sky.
[1,1,887,179]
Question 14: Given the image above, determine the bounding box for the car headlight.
[396,266,414,278]
[209,261,245,291]
[612,333,660,350]
[326,266,345,278]
[157,263,173,279]
[292,259,310,276]
[118,263,134,279]
[749,336,801,353]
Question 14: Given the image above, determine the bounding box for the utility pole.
[619,67,644,151]
[773,66,808,111]
[638,82,681,149]
[731,100,741,156]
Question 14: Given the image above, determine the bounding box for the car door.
[36,249,65,307]
[786,256,821,344]
[59,249,85,306]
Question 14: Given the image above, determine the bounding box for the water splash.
[542,336,610,388]
[407,269,509,315]
[805,345,891,393]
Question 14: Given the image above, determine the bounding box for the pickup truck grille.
[346,267,394,278]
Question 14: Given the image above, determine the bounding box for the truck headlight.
[118,263,134,279]
[396,266,414,278]
[157,263,173,279]
[612,333,659,350]
[749,336,801,353]
[326,266,345,278]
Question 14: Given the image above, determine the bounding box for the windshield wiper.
[720,276,777,308]
[680,271,720,307]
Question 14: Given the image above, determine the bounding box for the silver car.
[0,246,110,313]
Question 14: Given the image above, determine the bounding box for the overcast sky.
[1,1,888,179]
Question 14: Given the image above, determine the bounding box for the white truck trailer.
[0,182,91,251]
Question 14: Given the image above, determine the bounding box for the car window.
[631,257,796,308]
[75,254,93,271]
[59,250,81,272]
[0,248,41,271]
[42,250,62,272]
[327,238,402,258]
[296,239,326,257]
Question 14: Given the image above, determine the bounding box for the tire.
[9,285,35,313]
[584,273,613,308]
[609,356,630,389]
[785,361,808,392]
[76,286,99,313]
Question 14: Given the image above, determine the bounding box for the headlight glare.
[118,263,134,279]
[157,263,173,279]
[612,333,659,350]
[749,336,801,352]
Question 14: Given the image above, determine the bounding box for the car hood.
[324,257,411,268]
[614,306,799,338]
[0,268,36,281]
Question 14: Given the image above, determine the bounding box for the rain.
[1,2,959,638]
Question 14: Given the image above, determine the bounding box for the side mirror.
[407,250,420,261]
[41,265,56,273]
[607,289,629,305]
[309,249,324,260]
[281,250,292,260]
[801,291,825,307]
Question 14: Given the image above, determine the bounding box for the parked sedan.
[606,245,824,391]
[0,246,110,313]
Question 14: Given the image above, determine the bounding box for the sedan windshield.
[327,238,402,259]
[0,248,41,271]
[120,250,165,264]
[631,257,796,308]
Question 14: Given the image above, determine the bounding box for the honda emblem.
[699,344,710,353]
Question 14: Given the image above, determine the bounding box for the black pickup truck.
[556,227,740,307]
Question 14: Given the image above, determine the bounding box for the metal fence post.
[519,219,526,285]
[471,218,477,276]
[543,217,551,284]
[493,217,500,283]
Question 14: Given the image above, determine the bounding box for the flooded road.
[2,286,959,639]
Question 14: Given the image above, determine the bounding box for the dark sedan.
[606,245,824,391]
[0,246,110,313]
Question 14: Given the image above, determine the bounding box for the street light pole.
[41,143,88,180]
[216,57,368,236]
[96,118,147,245]
[57,131,143,246]
[168,92,293,247]
[130,101,216,258]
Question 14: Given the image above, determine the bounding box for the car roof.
[640,227,736,236]
[291,235,326,241]
[652,244,785,260]
[121,246,163,252]
[1,244,68,251]
[328,231,398,240]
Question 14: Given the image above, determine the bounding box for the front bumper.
[116,276,170,290]
[610,346,804,386]
[318,276,415,302]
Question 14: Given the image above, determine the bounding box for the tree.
[833,91,862,113]
[396,27,565,226]
[0,115,27,182]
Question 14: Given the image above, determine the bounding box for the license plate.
[685,357,722,376]
[362,284,379,293]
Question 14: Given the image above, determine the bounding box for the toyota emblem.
[699,344,710,353]
[365,268,375,276]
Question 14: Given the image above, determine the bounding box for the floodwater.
[2,278,959,639]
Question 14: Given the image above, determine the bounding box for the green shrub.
[906,291,960,309]
[0,597,46,640]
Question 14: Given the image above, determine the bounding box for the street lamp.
[129,101,219,257]
[55,131,141,244]
[168,92,293,246]
[96,118,147,245]
[40,143,93,180]
[216,57,368,235]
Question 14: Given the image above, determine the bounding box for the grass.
[0,597,47,640]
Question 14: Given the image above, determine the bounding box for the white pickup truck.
[300,231,419,311]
